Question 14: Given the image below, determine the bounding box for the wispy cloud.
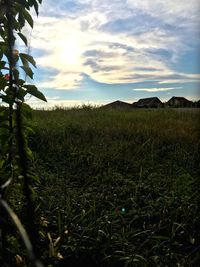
[133,87,181,92]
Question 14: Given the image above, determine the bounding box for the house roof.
[100,97,195,109]
[132,97,163,108]
[102,100,132,109]
[136,97,162,104]
[167,96,192,103]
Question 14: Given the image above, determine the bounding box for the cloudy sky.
[22,0,200,107]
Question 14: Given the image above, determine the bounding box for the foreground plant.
[0,0,46,266]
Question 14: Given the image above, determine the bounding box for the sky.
[20,0,200,108]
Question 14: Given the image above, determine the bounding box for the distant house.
[102,100,133,109]
[167,96,193,107]
[192,99,200,108]
[133,97,163,108]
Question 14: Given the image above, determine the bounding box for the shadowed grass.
[30,108,200,266]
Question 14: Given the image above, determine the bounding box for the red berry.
[4,74,10,81]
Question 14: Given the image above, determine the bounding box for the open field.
[29,108,200,266]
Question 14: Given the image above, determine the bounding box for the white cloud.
[133,87,181,92]
[28,0,200,90]
[127,0,200,21]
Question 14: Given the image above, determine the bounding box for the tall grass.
[30,108,200,266]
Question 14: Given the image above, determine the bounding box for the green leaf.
[0,124,10,130]
[0,95,10,104]
[19,53,36,68]
[0,77,7,88]
[21,102,33,119]
[23,84,47,102]
[33,1,39,16]
[0,5,7,19]
[17,32,28,46]
[26,147,34,160]
[20,66,34,79]
[22,8,34,28]
[17,79,25,86]
[0,61,6,69]
[0,41,7,54]
[20,55,29,68]
[16,87,27,101]
[18,11,25,29]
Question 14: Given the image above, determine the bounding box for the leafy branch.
[0,0,46,265]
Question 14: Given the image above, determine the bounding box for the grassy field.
[30,108,200,266]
